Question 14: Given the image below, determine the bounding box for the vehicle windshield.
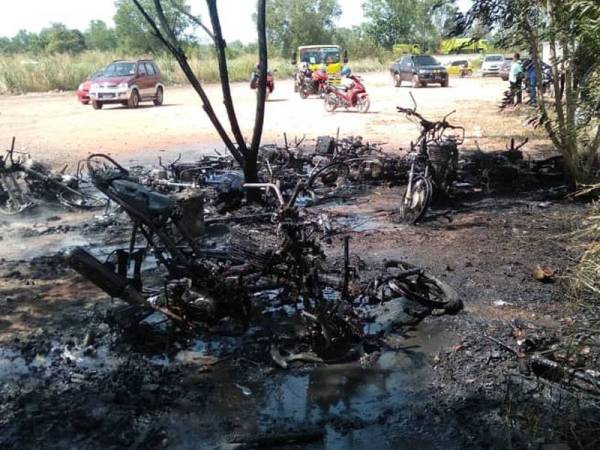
[414,55,439,66]
[103,62,136,77]
[300,47,341,65]
[485,55,504,62]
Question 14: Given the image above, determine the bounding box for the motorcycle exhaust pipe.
[68,247,146,306]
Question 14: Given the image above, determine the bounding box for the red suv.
[88,59,164,110]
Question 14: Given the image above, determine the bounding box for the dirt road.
[0,73,548,167]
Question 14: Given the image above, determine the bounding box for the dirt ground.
[0,73,550,167]
[0,189,593,449]
[1,74,598,449]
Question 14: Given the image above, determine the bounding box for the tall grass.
[571,199,600,303]
[0,51,389,94]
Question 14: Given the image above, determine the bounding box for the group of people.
[508,52,539,107]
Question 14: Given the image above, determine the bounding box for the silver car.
[481,54,505,77]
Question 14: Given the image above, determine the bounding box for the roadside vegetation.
[0,52,387,94]
[0,0,482,94]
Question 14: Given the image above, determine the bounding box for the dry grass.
[452,99,554,154]
[570,200,600,302]
[0,51,388,94]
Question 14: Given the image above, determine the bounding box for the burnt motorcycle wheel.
[308,161,350,192]
[0,198,35,216]
[307,312,355,361]
[324,94,338,113]
[378,260,462,313]
[357,96,370,113]
[398,174,432,224]
[57,188,108,210]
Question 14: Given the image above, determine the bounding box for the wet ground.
[0,176,597,449]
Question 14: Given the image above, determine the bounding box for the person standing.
[509,53,524,105]
[525,60,538,106]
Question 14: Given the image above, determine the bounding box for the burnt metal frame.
[86,154,206,280]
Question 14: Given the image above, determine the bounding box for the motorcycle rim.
[357,97,371,113]
[398,174,432,224]
[324,95,337,113]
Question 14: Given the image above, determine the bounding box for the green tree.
[114,0,195,53]
[333,26,382,59]
[458,0,600,184]
[362,0,448,51]
[39,23,86,54]
[265,0,341,57]
[0,37,12,54]
[11,30,44,53]
[85,20,117,51]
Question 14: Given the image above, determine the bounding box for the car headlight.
[118,82,129,90]
[419,69,428,74]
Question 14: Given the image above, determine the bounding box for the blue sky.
[0,0,472,42]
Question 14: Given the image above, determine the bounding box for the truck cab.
[292,45,348,88]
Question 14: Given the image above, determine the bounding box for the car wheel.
[441,79,449,87]
[412,75,421,88]
[92,101,103,110]
[393,73,402,87]
[81,100,89,105]
[153,87,163,106]
[128,89,140,108]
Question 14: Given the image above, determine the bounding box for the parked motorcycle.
[299,69,329,99]
[323,74,370,113]
[459,65,473,78]
[250,69,275,100]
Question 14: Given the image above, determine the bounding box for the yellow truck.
[292,45,348,89]
[392,43,421,57]
[440,38,489,55]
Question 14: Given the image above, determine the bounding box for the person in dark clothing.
[524,60,538,106]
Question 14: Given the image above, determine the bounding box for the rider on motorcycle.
[300,62,312,78]
[339,65,354,90]
[250,63,261,89]
[250,63,274,93]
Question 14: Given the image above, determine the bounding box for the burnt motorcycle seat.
[110,179,174,216]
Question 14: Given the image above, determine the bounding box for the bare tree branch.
[153,0,180,48]
[169,0,216,43]
[206,0,249,155]
[132,0,179,54]
[131,0,246,167]
[249,0,268,157]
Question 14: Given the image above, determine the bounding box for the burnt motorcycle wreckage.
[69,153,462,360]
[396,95,464,224]
[0,137,107,215]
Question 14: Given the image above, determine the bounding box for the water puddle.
[145,321,455,449]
